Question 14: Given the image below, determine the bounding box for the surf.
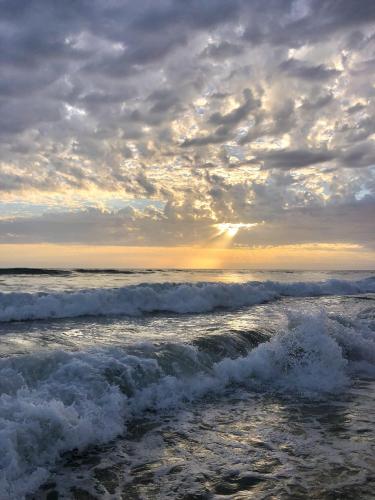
[0,277,374,322]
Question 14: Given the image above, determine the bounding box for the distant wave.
[0,277,375,322]
[0,268,70,276]
[0,267,158,276]
[1,310,374,497]
[73,268,156,274]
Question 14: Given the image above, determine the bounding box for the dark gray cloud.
[209,89,260,125]
[235,197,375,248]
[181,128,229,147]
[301,93,334,111]
[243,0,375,47]
[341,142,375,168]
[258,149,336,169]
[279,58,341,80]
[201,41,244,60]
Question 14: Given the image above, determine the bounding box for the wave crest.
[0,310,374,497]
[0,278,374,322]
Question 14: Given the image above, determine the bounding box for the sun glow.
[1,243,372,269]
[214,222,258,237]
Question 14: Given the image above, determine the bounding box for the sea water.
[0,269,374,499]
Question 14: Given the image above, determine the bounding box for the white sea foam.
[0,310,374,498]
[0,278,374,322]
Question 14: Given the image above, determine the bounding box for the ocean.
[0,268,374,499]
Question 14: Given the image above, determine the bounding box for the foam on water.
[0,310,374,498]
[1,277,375,322]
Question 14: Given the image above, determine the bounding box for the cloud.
[208,89,260,125]
[279,58,341,80]
[258,149,336,169]
[1,193,374,250]
[200,41,244,60]
[0,0,375,252]
[301,93,334,110]
[235,196,375,248]
[243,0,375,47]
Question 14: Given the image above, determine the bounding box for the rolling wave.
[0,278,374,322]
[1,310,374,497]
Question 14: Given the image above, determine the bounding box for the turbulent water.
[0,269,374,499]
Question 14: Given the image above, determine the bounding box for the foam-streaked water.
[0,269,374,499]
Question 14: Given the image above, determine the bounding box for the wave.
[73,268,156,274]
[0,277,375,322]
[0,268,70,276]
[0,267,158,276]
[0,310,374,498]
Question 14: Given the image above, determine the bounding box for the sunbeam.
[214,222,259,238]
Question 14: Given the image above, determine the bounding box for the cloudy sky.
[0,0,375,268]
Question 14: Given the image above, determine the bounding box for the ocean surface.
[0,268,374,499]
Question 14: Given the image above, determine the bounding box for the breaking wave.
[0,310,374,498]
[0,277,375,322]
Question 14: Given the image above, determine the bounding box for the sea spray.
[0,310,374,497]
[0,277,375,322]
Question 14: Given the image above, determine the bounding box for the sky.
[0,0,375,268]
